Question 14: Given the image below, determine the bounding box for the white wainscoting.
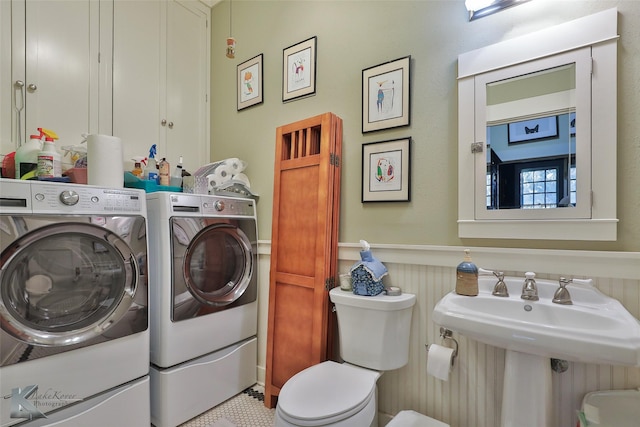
[257,242,640,427]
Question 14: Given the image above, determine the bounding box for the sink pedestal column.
[501,350,552,427]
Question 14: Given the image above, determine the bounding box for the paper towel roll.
[87,134,124,188]
[427,344,454,381]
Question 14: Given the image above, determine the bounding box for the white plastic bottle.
[37,137,62,178]
[15,134,43,179]
[170,156,183,187]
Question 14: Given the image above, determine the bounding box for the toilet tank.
[329,287,416,370]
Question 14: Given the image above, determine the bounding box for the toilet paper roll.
[87,134,124,188]
[427,344,454,381]
[207,164,233,188]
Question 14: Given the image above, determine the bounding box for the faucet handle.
[553,277,573,305]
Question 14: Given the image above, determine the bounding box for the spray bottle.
[15,129,44,179]
[37,128,61,178]
[144,144,158,183]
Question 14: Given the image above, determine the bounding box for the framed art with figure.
[362,56,411,133]
[362,137,411,202]
[282,37,317,102]
[237,54,263,110]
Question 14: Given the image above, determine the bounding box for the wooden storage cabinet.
[265,113,342,408]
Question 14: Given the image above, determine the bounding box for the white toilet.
[580,389,640,426]
[275,287,448,427]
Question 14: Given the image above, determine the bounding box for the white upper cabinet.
[457,8,618,241]
[113,0,210,174]
[1,0,113,160]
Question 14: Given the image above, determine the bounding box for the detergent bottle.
[144,144,159,183]
[15,129,44,179]
[37,129,61,178]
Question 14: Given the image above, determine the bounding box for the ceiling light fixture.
[465,0,532,21]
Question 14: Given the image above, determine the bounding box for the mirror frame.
[457,8,618,241]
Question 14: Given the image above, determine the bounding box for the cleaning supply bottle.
[170,156,184,187]
[36,129,61,178]
[144,144,158,183]
[455,249,479,296]
[131,162,143,178]
[158,157,170,186]
[15,131,43,179]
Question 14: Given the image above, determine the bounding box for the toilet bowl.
[275,361,379,426]
[580,389,640,427]
[275,288,417,427]
[387,410,449,427]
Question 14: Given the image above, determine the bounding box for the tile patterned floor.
[179,384,275,427]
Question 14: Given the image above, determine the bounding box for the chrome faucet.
[521,272,539,301]
[552,277,573,305]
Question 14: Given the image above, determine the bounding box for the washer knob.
[59,190,79,206]
[214,200,225,211]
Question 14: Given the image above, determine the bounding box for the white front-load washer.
[0,178,150,426]
[146,192,258,427]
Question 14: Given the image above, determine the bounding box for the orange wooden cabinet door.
[264,112,342,408]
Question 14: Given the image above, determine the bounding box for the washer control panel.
[30,182,144,214]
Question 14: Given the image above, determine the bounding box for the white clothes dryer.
[0,179,150,426]
[146,192,258,427]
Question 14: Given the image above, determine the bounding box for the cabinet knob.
[27,83,37,92]
[168,121,174,129]
[161,119,167,126]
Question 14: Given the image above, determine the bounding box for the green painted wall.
[209,0,640,252]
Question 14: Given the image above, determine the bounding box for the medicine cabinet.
[458,8,619,240]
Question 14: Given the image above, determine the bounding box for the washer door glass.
[0,222,138,346]
[182,223,253,307]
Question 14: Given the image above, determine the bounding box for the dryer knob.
[214,200,225,211]
[59,190,80,206]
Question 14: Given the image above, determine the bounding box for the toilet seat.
[277,361,380,426]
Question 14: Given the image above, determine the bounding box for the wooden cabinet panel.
[265,112,342,408]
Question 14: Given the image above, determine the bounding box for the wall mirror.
[457,8,619,240]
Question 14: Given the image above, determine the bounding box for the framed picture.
[237,54,263,111]
[282,36,317,102]
[508,115,558,143]
[362,137,411,202]
[362,56,411,133]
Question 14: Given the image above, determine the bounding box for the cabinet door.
[11,0,111,154]
[163,0,210,172]
[113,0,162,165]
[114,0,209,173]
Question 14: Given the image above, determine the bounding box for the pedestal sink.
[432,274,640,427]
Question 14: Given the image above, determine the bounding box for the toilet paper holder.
[426,327,459,367]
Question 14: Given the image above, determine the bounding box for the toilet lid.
[278,361,380,425]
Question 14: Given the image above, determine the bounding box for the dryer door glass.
[0,221,139,347]
[181,222,253,308]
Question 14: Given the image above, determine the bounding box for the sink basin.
[433,275,640,366]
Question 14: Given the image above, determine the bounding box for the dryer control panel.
[201,197,255,217]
